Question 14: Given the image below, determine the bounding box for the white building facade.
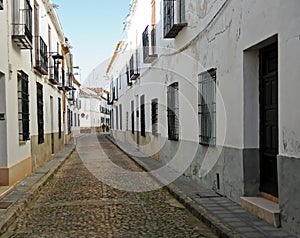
[79,88,110,133]
[0,0,79,186]
[107,0,300,235]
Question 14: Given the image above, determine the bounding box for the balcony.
[0,0,3,10]
[64,73,75,91]
[142,25,158,63]
[163,0,187,38]
[126,66,132,87]
[49,61,59,85]
[67,91,75,105]
[129,53,140,81]
[34,37,48,75]
[57,68,65,90]
[12,0,33,49]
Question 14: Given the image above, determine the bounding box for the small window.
[167,82,179,141]
[151,98,158,135]
[37,82,44,144]
[18,71,30,141]
[198,69,216,146]
[0,0,3,10]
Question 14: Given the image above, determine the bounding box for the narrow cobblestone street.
[2,135,217,238]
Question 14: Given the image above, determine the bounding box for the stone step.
[0,186,13,200]
[240,196,281,228]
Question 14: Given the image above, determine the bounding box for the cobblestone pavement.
[2,135,217,238]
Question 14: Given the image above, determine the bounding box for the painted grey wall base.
[243,149,260,196]
[278,155,300,235]
[112,130,260,204]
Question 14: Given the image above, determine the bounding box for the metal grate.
[167,82,179,141]
[198,69,216,146]
[18,71,30,141]
[151,98,158,135]
[37,82,44,144]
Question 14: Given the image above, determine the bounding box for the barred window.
[37,82,44,144]
[111,109,114,129]
[167,82,179,141]
[67,108,71,134]
[18,71,30,141]
[151,98,158,135]
[58,98,62,139]
[116,106,119,130]
[119,104,122,130]
[198,69,216,146]
[140,95,145,137]
[131,100,134,134]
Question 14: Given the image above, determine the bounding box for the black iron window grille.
[142,25,157,63]
[163,0,187,38]
[34,36,48,75]
[0,0,4,10]
[131,100,134,134]
[116,106,119,130]
[58,97,62,139]
[78,114,80,127]
[167,82,179,141]
[111,109,114,129]
[17,71,30,141]
[151,98,158,135]
[140,95,146,137]
[67,108,71,134]
[198,69,216,146]
[37,82,44,144]
[119,104,123,130]
[12,0,32,49]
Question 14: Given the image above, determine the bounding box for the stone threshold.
[241,196,280,228]
[0,187,13,201]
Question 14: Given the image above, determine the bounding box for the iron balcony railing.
[65,73,74,90]
[49,58,59,85]
[34,36,48,75]
[12,0,32,49]
[142,25,158,63]
[163,0,187,38]
[57,68,65,90]
[129,52,140,81]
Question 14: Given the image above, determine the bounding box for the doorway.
[259,43,279,198]
[50,96,54,154]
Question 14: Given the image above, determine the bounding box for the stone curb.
[0,142,76,235]
[107,135,242,238]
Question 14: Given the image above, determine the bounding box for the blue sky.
[53,0,131,82]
